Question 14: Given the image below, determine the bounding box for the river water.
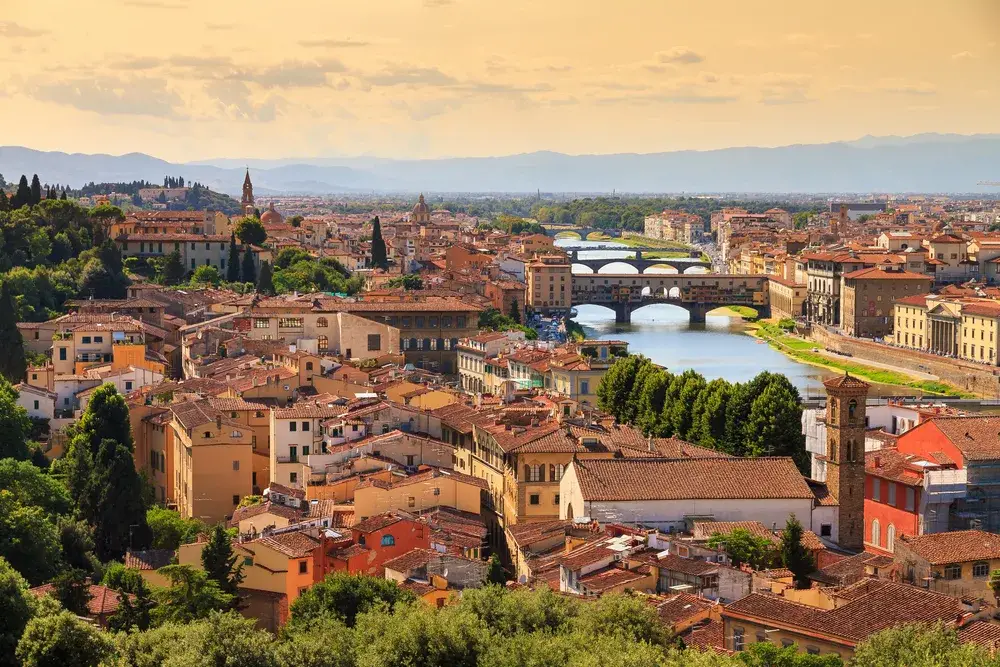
[558,239,840,397]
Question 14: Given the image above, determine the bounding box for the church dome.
[412,194,429,216]
[260,201,283,224]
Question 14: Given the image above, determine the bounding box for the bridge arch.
[683,265,710,274]
[641,264,678,274]
[555,230,584,240]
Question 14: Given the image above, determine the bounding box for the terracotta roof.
[356,466,488,492]
[866,448,935,487]
[957,621,1000,649]
[29,583,127,616]
[898,530,1000,565]
[266,482,306,500]
[353,512,407,534]
[654,554,720,577]
[579,565,651,592]
[680,618,730,655]
[570,457,814,502]
[692,521,826,552]
[842,267,932,281]
[124,549,175,571]
[170,399,244,431]
[812,551,893,586]
[650,592,715,626]
[723,579,965,645]
[256,530,320,559]
[383,548,438,574]
[822,373,870,390]
[229,501,303,527]
[923,416,1000,461]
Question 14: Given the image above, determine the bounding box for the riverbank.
[750,323,972,397]
[594,233,691,250]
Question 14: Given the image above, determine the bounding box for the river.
[557,239,840,397]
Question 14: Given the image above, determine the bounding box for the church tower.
[241,169,255,216]
[823,372,869,552]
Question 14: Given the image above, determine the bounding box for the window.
[580,380,589,395]
[232,460,240,471]
[405,455,415,466]
[254,318,270,329]
[733,628,745,652]
[243,556,253,567]
[407,496,415,507]
[318,335,329,351]
[553,493,560,505]
[974,562,990,578]
[781,639,794,649]
[550,464,565,482]
[873,479,881,502]
[299,561,308,574]
[278,318,303,328]
[94,336,103,343]
[527,464,543,482]
[381,534,395,547]
[871,519,880,547]
[289,422,297,432]
[302,421,310,432]
[305,361,313,371]
[368,334,381,351]
[888,482,896,506]
[806,647,820,656]
[848,399,857,422]
[59,348,67,361]
[316,317,328,328]
[232,494,239,505]
[944,563,962,580]
[886,524,896,552]
[289,472,298,484]
[82,336,92,344]
[33,400,39,410]
[756,631,767,643]
[529,494,540,505]
[905,487,915,511]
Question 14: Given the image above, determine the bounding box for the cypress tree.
[370,216,388,269]
[241,249,256,284]
[201,524,243,600]
[161,250,186,285]
[780,515,815,589]
[508,299,521,324]
[12,176,30,209]
[226,234,241,282]
[0,283,27,383]
[256,261,274,295]
[91,438,150,560]
[60,189,67,200]
[29,174,41,206]
[0,189,7,211]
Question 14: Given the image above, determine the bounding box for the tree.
[48,569,91,617]
[225,233,240,282]
[0,380,30,460]
[146,508,204,550]
[596,355,649,423]
[256,261,274,295]
[853,623,990,667]
[485,554,506,586]
[234,217,267,246]
[11,176,30,210]
[288,215,304,228]
[277,616,355,667]
[0,190,7,212]
[201,524,243,600]
[190,265,221,285]
[370,216,388,269]
[56,517,100,577]
[665,370,707,439]
[117,612,277,667]
[744,380,808,470]
[780,515,815,589]
[15,611,114,667]
[0,490,62,585]
[707,529,776,569]
[288,572,415,630]
[153,565,234,625]
[0,459,71,517]
[575,593,672,647]
[385,274,423,290]
[738,641,843,666]
[0,556,33,667]
[161,250,186,285]
[635,369,670,436]
[29,175,42,207]
[507,299,521,324]
[88,204,124,244]
[688,378,733,450]
[0,284,27,384]
[91,437,151,561]
[108,579,154,633]
[241,249,256,284]
[623,360,657,426]
[68,383,135,519]
[990,569,1000,605]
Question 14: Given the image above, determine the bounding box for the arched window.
[318,335,329,351]
[830,401,837,422]
[437,338,445,351]
[409,338,418,350]
[423,338,431,351]
[848,399,858,422]
[886,524,896,552]
[871,519,880,547]
[380,534,395,547]
[316,317,328,328]
[305,362,313,371]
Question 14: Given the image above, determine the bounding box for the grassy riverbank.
[751,323,973,397]
[588,233,691,250]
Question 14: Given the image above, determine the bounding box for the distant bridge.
[571,273,770,323]
[541,225,622,239]
[567,249,711,274]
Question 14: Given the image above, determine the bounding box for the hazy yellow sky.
[1,0,998,161]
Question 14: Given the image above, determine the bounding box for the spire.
[243,168,251,187]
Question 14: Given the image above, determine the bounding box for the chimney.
[647,435,653,452]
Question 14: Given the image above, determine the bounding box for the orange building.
[330,513,431,576]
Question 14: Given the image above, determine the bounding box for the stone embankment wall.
[809,327,1000,397]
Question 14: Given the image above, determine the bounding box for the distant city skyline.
[1,0,998,162]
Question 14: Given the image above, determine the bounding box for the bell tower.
[241,168,255,216]
[823,372,869,552]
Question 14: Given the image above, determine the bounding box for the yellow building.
[526,253,572,314]
[170,399,254,524]
[768,276,807,320]
[895,530,1000,600]
[353,467,486,521]
[548,340,628,408]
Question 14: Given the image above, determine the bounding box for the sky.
[1,0,998,161]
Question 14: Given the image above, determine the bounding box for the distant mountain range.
[2,133,999,195]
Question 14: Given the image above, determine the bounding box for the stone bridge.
[571,273,770,323]
[541,226,622,239]
[568,249,712,274]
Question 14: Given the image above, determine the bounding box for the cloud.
[204,80,283,121]
[951,51,975,61]
[879,78,936,95]
[394,97,465,121]
[363,65,458,87]
[656,47,704,65]
[424,0,454,6]
[757,73,813,105]
[298,39,369,48]
[596,89,737,106]
[108,56,164,71]
[0,21,47,37]
[31,76,184,118]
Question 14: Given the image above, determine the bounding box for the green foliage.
[0,392,40,462]
[0,490,62,585]
[778,318,797,331]
[288,572,416,630]
[48,568,91,616]
[0,556,33,667]
[272,255,360,295]
[116,611,276,667]
[852,623,994,667]
[102,563,149,595]
[0,284,26,383]
[256,261,275,295]
[370,216,388,269]
[234,217,267,246]
[56,517,101,578]
[146,508,205,551]
[15,610,114,667]
[152,565,235,625]
[276,616,356,667]
[478,308,537,340]
[226,233,241,282]
[160,250,185,285]
[107,578,154,633]
[385,274,424,290]
[201,524,243,600]
[575,592,672,647]
[485,556,506,586]
[737,642,842,666]
[780,515,815,589]
[288,215,304,228]
[596,355,650,423]
[707,529,776,569]
[190,264,221,285]
[460,585,576,637]
[241,249,256,284]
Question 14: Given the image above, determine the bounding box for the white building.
[15,383,57,421]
